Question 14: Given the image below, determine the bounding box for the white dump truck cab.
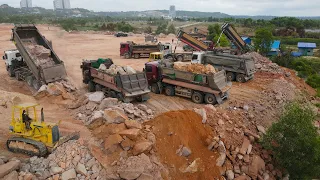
[3,49,23,66]
[160,43,172,57]
[191,51,206,64]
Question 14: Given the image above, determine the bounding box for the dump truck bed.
[161,66,229,92]
[177,30,209,51]
[12,25,67,83]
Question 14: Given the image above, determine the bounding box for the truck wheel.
[8,65,15,77]
[95,84,102,91]
[166,55,173,61]
[88,81,96,92]
[164,86,175,96]
[204,94,217,104]
[117,93,124,102]
[15,71,22,81]
[177,55,184,62]
[192,92,204,104]
[151,84,160,94]
[26,76,34,87]
[124,53,130,59]
[32,80,41,91]
[236,74,246,83]
[226,72,235,81]
[134,54,140,59]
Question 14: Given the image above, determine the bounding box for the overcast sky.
[1,0,320,16]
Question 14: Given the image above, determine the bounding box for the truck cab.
[120,42,131,58]
[144,62,162,93]
[191,52,205,64]
[159,43,172,57]
[3,49,23,66]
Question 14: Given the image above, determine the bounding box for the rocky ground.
[0,24,319,180]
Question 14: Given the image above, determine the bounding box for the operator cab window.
[146,66,153,72]
[121,44,126,48]
[16,53,21,57]
[192,54,198,60]
[164,46,169,50]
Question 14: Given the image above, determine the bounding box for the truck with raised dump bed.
[81,58,150,102]
[144,61,231,104]
[2,25,67,90]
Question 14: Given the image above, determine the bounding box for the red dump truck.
[81,59,150,102]
[144,61,231,104]
[120,41,161,59]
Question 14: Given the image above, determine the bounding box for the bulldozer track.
[7,137,48,157]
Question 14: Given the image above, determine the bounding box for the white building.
[20,0,32,8]
[53,0,71,10]
[169,5,176,18]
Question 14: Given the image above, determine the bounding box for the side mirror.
[2,55,5,60]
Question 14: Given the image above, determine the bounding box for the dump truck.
[3,25,67,90]
[120,41,162,59]
[145,61,231,104]
[192,52,255,82]
[81,58,150,102]
[177,28,256,82]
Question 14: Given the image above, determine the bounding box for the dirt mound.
[146,110,221,179]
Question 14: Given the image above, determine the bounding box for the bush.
[277,36,320,46]
[262,103,320,179]
[116,22,134,32]
[306,74,320,88]
[254,28,274,55]
[144,26,152,34]
[167,24,176,34]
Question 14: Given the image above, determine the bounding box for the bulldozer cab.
[149,52,163,62]
[11,103,39,133]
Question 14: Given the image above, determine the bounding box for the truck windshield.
[16,53,21,57]
[146,66,152,72]
[192,54,198,60]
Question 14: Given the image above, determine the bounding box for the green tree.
[155,24,167,34]
[254,28,273,55]
[167,24,176,34]
[213,34,229,47]
[262,103,320,179]
[106,23,116,31]
[144,26,152,34]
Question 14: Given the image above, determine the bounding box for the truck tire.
[15,71,22,81]
[165,55,173,61]
[151,83,160,94]
[32,80,41,91]
[236,74,246,83]
[177,55,184,62]
[88,81,96,92]
[8,65,15,77]
[26,76,34,87]
[95,84,102,91]
[164,86,175,96]
[204,93,217,104]
[226,72,235,81]
[117,93,124,102]
[192,92,204,104]
[134,54,140,59]
[124,53,130,59]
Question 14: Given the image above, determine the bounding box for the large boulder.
[3,170,18,180]
[248,155,265,179]
[61,168,76,180]
[193,108,207,123]
[119,129,140,140]
[104,134,124,151]
[132,141,153,155]
[88,91,105,103]
[86,111,105,128]
[104,109,128,124]
[240,137,250,155]
[0,160,20,178]
[99,98,119,110]
[125,120,142,129]
[76,163,87,176]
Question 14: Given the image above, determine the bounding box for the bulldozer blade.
[50,131,80,152]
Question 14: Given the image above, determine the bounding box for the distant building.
[53,0,71,10]
[298,42,316,56]
[20,0,32,8]
[267,40,281,56]
[169,5,176,18]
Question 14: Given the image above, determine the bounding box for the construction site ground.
[0,24,317,179]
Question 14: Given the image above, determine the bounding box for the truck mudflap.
[216,83,231,104]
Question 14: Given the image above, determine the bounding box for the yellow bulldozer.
[7,103,79,157]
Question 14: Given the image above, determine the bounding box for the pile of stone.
[99,64,137,75]
[35,81,77,101]
[0,140,108,180]
[75,94,154,123]
[25,43,56,68]
[174,62,217,74]
[0,157,21,180]
[195,106,285,180]
[243,52,284,74]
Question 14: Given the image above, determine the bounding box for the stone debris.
[243,52,284,74]
[88,91,105,103]
[0,160,20,178]
[99,64,137,75]
[24,42,55,68]
[173,62,217,74]
[17,140,106,180]
[75,98,154,124]
[193,108,207,123]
